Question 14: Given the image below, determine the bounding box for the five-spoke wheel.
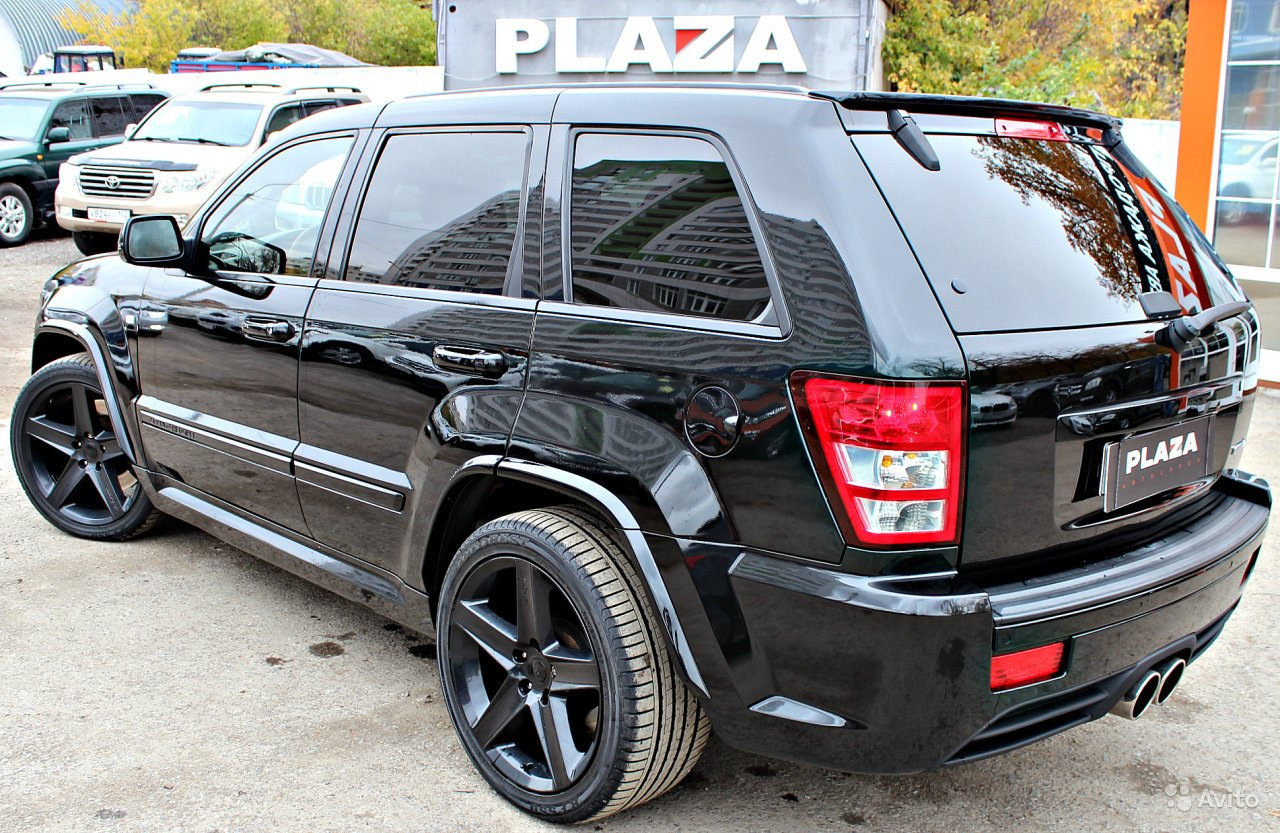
[11,354,161,539]
[450,556,602,793]
[437,508,709,823]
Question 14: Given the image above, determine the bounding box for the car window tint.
[129,93,167,121]
[201,136,353,276]
[344,131,528,294]
[49,99,91,140]
[568,132,772,322]
[90,96,130,137]
[265,104,308,139]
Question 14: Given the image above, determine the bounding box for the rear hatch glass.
[853,127,1258,571]
[854,133,1208,333]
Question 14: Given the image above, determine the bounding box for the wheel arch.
[30,320,141,466]
[423,459,710,698]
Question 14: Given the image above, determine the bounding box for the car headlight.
[58,164,79,187]
[157,171,217,194]
[1084,377,1102,390]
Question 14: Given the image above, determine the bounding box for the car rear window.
[855,133,1199,333]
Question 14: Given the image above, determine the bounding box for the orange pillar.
[1176,0,1230,232]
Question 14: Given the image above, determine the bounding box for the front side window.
[201,136,353,276]
[568,132,772,322]
[133,100,264,147]
[265,104,308,139]
[49,100,91,141]
[344,131,528,294]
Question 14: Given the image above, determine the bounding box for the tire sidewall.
[10,357,155,539]
[437,522,632,821]
[0,183,33,246]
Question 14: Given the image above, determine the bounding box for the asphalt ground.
[2,233,1278,833]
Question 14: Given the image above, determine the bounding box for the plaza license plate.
[1103,417,1211,512]
[88,207,130,224]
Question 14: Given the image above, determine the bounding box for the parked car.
[55,81,367,255]
[0,81,167,246]
[11,86,1269,823]
[1216,134,1278,224]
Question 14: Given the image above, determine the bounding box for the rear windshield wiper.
[1146,293,1252,351]
[886,109,940,172]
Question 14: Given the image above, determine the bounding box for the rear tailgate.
[849,111,1261,570]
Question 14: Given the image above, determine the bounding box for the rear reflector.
[991,642,1066,691]
[794,374,965,547]
[995,118,1069,142]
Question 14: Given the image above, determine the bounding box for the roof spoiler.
[810,90,1122,131]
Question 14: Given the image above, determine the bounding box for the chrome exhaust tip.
[1155,657,1186,706]
[1110,669,1162,720]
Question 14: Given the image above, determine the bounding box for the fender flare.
[33,318,140,466]
[491,458,711,699]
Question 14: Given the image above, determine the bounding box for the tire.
[10,354,163,540]
[72,230,118,256]
[0,182,33,246]
[437,507,709,823]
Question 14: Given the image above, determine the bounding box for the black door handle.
[241,317,295,342]
[432,344,508,377]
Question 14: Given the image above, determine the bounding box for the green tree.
[883,0,1189,119]
[59,0,436,72]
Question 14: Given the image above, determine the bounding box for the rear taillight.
[995,118,1069,142]
[794,374,965,547]
[990,642,1066,691]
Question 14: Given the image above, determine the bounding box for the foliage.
[883,0,1190,119]
[59,0,437,71]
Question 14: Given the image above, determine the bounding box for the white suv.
[55,81,366,255]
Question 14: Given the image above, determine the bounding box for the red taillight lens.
[795,374,965,547]
[995,118,1069,142]
[990,642,1067,691]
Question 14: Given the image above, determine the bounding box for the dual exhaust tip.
[1110,657,1187,720]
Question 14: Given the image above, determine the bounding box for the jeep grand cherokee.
[11,85,1269,822]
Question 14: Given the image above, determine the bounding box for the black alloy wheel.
[437,508,709,823]
[11,354,162,539]
[448,554,603,793]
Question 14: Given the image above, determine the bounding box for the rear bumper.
[677,471,1269,773]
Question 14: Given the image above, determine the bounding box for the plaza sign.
[495,16,808,75]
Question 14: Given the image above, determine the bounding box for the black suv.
[11,86,1270,822]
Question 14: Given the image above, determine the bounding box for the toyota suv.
[54,81,366,255]
[12,86,1269,823]
[0,82,167,246]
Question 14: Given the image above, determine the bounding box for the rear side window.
[89,96,130,137]
[568,132,772,323]
[265,104,308,138]
[344,131,528,294]
[855,134,1206,333]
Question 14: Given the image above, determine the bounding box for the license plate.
[1103,417,1211,512]
[87,207,130,224]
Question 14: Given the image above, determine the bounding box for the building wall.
[434,0,892,92]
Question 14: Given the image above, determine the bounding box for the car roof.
[0,82,163,101]
[284,83,815,138]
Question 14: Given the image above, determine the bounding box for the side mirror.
[119,215,186,268]
[45,126,71,144]
[124,123,137,139]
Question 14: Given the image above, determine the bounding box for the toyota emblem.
[105,175,121,190]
